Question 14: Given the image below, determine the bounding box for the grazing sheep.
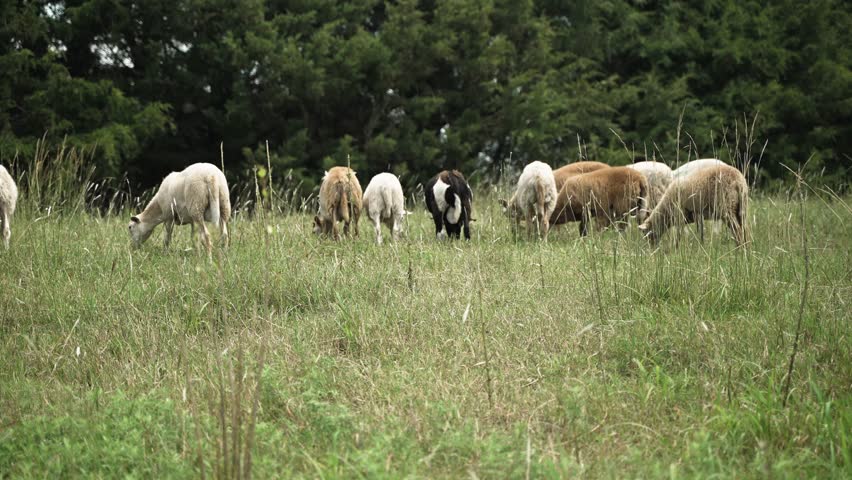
[627,161,673,215]
[128,163,231,255]
[552,167,648,236]
[362,172,407,244]
[553,161,610,191]
[424,170,473,240]
[638,164,749,247]
[0,165,18,250]
[672,158,726,180]
[500,161,557,240]
[313,166,362,240]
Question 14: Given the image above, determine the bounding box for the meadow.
[0,169,850,478]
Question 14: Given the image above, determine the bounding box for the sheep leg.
[1,208,9,250]
[163,220,174,249]
[696,215,705,244]
[726,214,744,247]
[462,211,471,240]
[373,216,383,245]
[220,219,229,248]
[524,210,534,240]
[331,206,340,241]
[578,216,589,237]
[390,216,402,242]
[431,210,445,239]
[594,214,609,232]
[196,220,212,258]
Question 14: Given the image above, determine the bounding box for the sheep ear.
[130,216,140,224]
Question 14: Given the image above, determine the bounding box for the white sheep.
[672,158,726,180]
[638,164,749,247]
[501,161,558,240]
[627,161,673,215]
[0,165,18,250]
[128,163,231,255]
[362,173,407,244]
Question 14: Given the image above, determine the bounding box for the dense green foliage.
[1,1,850,190]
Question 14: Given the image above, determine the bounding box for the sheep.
[313,166,362,240]
[362,172,407,244]
[0,165,18,250]
[424,170,473,240]
[553,161,610,192]
[128,163,231,255]
[627,161,673,215]
[638,164,749,247]
[552,166,648,236]
[672,158,726,180]
[500,161,557,240]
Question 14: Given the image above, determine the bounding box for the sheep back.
[672,158,726,180]
[553,161,610,191]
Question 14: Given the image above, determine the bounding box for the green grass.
[0,191,850,478]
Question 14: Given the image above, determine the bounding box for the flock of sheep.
[0,156,749,254]
[304,157,749,248]
[500,158,749,246]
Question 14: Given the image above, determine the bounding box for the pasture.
[0,183,850,478]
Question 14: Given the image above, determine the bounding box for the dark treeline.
[1,0,850,193]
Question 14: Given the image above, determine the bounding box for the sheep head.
[499,197,521,220]
[637,221,660,246]
[128,216,154,247]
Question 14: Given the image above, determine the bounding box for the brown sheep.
[638,164,749,247]
[313,166,362,240]
[553,161,610,192]
[552,167,648,236]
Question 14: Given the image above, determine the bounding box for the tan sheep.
[314,166,362,240]
[0,165,18,250]
[500,161,558,240]
[552,167,648,236]
[638,164,749,247]
[553,161,610,192]
[128,163,231,256]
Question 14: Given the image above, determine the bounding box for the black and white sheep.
[424,170,473,240]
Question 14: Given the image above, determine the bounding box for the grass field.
[0,183,850,478]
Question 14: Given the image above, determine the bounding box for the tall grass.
[0,143,849,478]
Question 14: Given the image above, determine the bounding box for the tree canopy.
[2,0,850,191]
